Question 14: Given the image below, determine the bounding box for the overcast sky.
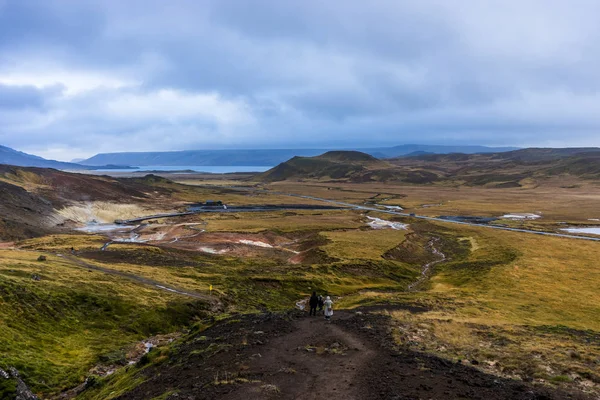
[1,0,600,161]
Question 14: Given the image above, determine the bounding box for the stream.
[408,238,446,291]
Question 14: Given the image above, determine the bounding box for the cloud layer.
[1,0,600,160]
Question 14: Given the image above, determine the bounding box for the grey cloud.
[1,0,600,160]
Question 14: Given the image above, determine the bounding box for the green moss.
[0,378,18,399]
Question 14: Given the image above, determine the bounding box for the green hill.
[255,151,394,182]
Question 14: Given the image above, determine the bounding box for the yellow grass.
[429,223,600,331]
[323,228,407,260]
[202,210,362,232]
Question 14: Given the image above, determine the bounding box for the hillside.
[80,145,519,167]
[256,151,400,182]
[0,166,175,240]
[391,147,600,187]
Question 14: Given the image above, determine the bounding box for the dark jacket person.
[309,292,319,316]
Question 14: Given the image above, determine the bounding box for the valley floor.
[2,170,600,399]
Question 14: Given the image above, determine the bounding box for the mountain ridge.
[0,145,134,170]
[80,144,520,166]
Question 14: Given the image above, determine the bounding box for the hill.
[80,145,519,167]
[390,147,600,187]
[257,147,600,186]
[0,166,174,240]
[256,150,398,182]
[0,145,134,170]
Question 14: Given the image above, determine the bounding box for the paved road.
[196,184,600,242]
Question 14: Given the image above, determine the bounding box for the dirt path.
[58,254,221,308]
[116,309,592,400]
[222,311,373,400]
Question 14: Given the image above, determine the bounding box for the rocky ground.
[109,308,592,400]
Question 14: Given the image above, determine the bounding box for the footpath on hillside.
[117,308,592,400]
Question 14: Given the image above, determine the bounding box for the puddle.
[238,240,273,248]
[367,216,408,230]
[439,215,498,224]
[561,227,600,235]
[501,213,541,220]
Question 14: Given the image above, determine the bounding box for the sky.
[1,0,600,161]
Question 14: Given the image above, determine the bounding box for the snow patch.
[501,213,541,220]
[561,227,600,235]
[199,247,228,254]
[588,218,600,221]
[238,240,273,248]
[113,233,146,243]
[367,216,408,230]
[378,204,403,210]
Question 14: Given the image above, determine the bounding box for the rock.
[31,274,41,281]
[36,255,46,262]
[461,359,471,366]
[330,342,341,349]
[7,367,38,400]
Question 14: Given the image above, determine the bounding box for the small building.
[205,200,223,206]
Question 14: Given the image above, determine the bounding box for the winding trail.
[59,254,220,307]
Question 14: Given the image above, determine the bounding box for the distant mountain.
[409,147,600,163]
[0,145,134,170]
[366,144,519,158]
[0,145,87,169]
[81,145,519,166]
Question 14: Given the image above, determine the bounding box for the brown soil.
[112,309,591,400]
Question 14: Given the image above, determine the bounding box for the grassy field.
[2,176,600,397]
[0,249,209,396]
[198,210,362,233]
[356,221,600,391]
[322,228,407,260]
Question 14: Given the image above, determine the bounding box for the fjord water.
[94,165,273,173]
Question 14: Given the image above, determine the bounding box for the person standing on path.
[317,295,324,314]
[324,296,333,321]
[309,291,319,316]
